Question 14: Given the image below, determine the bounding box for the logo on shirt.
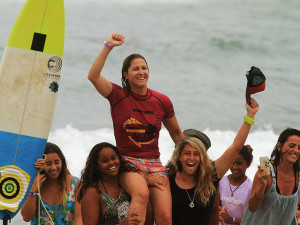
[223,196,241,208]
[123,117,156,148]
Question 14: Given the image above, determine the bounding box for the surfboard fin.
[3,210,11,225]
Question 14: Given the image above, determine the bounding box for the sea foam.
[48,124,278,181]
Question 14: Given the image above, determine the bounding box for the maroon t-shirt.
[106,83,175,158]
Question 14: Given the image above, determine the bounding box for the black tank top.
[169,171,220,225]
[274,164,298,195]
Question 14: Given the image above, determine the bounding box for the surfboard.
[0,0,64,220]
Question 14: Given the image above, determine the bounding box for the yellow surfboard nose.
[7,0,64,56]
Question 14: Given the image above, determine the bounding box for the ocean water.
[1,0,300,223]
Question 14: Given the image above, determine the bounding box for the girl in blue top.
[21,142,82,225]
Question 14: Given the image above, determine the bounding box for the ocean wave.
[48,124,278,180]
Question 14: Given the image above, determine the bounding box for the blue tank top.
[31,177,78,225]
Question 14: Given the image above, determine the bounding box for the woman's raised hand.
[34,158,45,172]
[106,33,125,48]
[31,158,46,192]
[256,165,269,187]
[245,97,259,118]
[31,173,46,192]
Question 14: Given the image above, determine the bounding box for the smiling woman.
[44,153,62,179]
[121,55,149,94]
[20,142,82,225]
[219,145,254,225]
[179,143,202,177]
[77,142,141,225]
[241,128,300,225]
[87,33,185,225]
[166,98,259,225]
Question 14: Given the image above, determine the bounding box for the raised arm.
[88,33,124,97]
[215,98,259,178]
[248,165,271,212]
[163,115,184,145]
[21,159,46,222]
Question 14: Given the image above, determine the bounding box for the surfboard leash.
[37,154,55,225]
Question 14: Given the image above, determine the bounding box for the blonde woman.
[167,99,259,225]
[21,142,82,225]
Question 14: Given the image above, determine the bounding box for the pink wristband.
[232,217,235,224]
[104,41,112,50]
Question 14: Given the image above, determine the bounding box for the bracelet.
[253,192,263,201]
[232,217,235,225]
[28,190,39,196]
[244,115,255,125]
[104,41,112,50]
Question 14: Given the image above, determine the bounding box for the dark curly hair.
[239,145,253,165]
[270,128,300,171]
[77,142,135,202]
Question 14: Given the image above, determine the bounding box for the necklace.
[228,175,247,197]
[180,173,195,208]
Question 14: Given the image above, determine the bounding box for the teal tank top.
[241,163,299,225]
[31,177,78,225]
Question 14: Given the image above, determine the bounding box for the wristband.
[232,217,235,224]
[244,115,255,125]
[104,41,112,50]
[29,190,39,196]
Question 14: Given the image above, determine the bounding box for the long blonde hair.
[167,137,218,206]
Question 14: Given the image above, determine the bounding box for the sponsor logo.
[48,56,62,73]
[123,117,156,148]
[132,109,153,114]
[44,73,61,79]
[49,81,59,93]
